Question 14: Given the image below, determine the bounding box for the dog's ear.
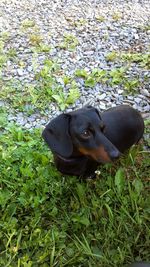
[86,105,102,119]
[42,114,73,157]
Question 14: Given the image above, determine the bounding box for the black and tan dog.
[42,105,144,178]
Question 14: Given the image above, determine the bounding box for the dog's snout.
[110,150,120,160]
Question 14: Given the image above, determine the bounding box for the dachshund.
[42,105,144,178]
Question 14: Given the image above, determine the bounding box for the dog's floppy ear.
[42,114,73,157]
[86,105,102,119]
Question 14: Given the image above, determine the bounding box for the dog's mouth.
[78,145,120,163]
[78,146,111,162]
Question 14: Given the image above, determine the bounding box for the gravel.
[0,0,150,130]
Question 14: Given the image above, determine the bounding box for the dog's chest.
[54,154,88,176]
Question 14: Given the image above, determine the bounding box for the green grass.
[96,15,105,22]
[59,34,79,51]
[111,12,122,21]
[0,26,150,266]
[0,122,150,266]
[74,66,141,94]
[21,19,36,29]
[106,51,150,69]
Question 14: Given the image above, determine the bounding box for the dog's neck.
[55,153,85,163]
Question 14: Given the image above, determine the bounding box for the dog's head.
[42,106,120,163]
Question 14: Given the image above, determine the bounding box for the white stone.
[17,69,24,76]
[134,33,139,40]
[97,93,106,100]
[142,89,150,97]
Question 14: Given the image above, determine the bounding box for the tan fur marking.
[78,146,111,162]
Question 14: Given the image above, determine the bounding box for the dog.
[42,105,144,178]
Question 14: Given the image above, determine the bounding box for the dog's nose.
[110,150,120,160]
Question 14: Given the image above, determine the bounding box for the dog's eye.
[81,130,91,138]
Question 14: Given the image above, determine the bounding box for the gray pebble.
[28,117,36,122]
[134,33,139,40]
[99,102,106,110]
[1,0,149,133]
[27,66,33,72]
[17,69,24,76]
[0,100,6,107]
[25,123,32,129]
[135,97,142,104]
[8,115,16,121]
[143,105,150,112]
[118,89,124,94]
[97,93,107,100]
[142,89,150,97]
